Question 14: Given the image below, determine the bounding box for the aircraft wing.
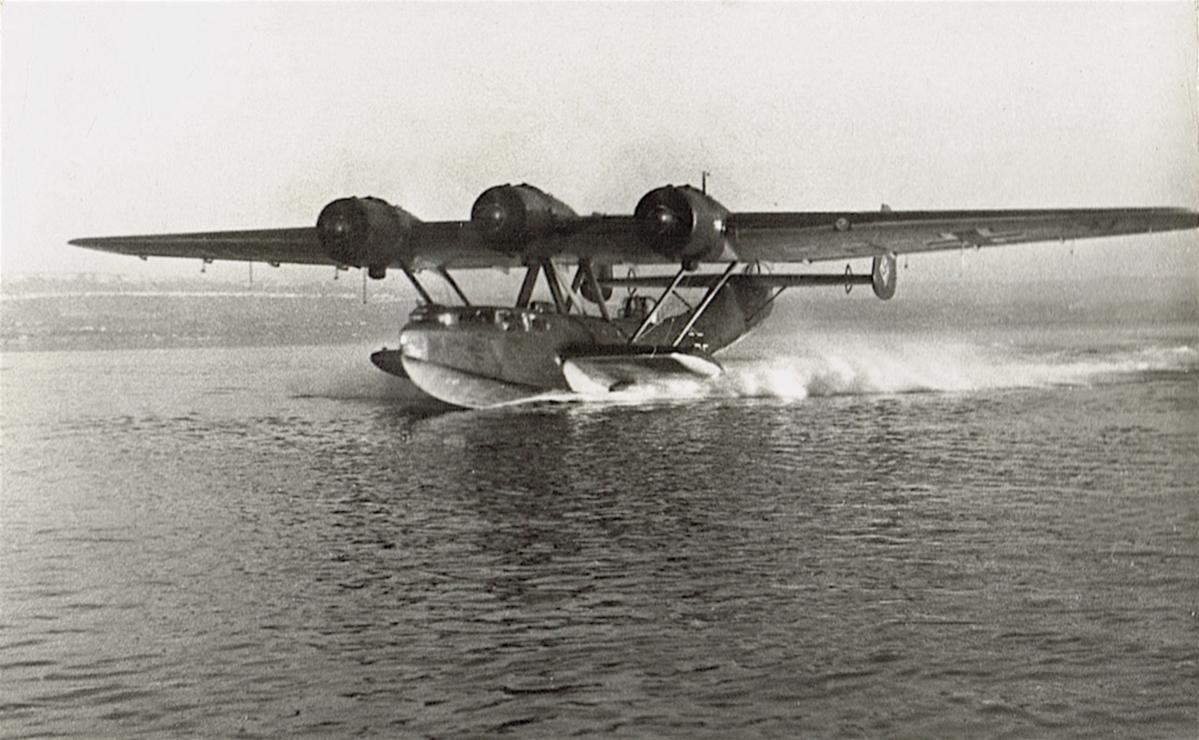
[69,227,332,265]
[728,207,1199,263]
[70,221,609,270]
[71,206,1197,270]
[69,217,648,270]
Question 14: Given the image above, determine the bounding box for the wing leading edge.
[69,227,329,265]
[71,205,1198,270]
[730,207,1199,263]
[69,219,638,270]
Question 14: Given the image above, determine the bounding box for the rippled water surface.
[3,317,1198,737]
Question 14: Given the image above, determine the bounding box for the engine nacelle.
[634,185,730,267]
[317,196,417,279]
[471,184,578,255]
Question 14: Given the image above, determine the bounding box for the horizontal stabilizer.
[561,347,723,395]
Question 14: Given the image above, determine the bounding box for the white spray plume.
[590,336,1196,405]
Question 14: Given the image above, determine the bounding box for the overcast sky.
[2,2,1197,284]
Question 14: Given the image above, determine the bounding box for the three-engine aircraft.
[71,183,1199,408]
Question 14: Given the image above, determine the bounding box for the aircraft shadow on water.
[71,181,1199,408]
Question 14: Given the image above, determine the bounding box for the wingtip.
[69,237,114,250]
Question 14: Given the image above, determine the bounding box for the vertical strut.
[553,262,590,317]
[516,264,540,308]
[671,262,738,348]
[541,260,573,314]
[401,267,434,305]
[628,265,690,344]
[436,266,470,305]
[579,261,611,322]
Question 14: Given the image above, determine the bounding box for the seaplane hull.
[377,308,626,408]
[372,279,776,408]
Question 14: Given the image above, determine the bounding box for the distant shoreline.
[2,284,1194,354]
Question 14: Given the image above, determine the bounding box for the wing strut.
[436,266,470,306]
[556,262,594,317]
[671,262,738,347]
[628,265,689,344]
[401,268,434,305]
[515,265,540,308]
[578,261,610,322]
[541,260,575,314]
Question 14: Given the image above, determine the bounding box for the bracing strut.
[516,264,540,308]
[671,262,738,347]
[541,260,573,314]
[436,266,470,306]
[577,260,611,322]
[628,265,690,344]
[402,267,434,305]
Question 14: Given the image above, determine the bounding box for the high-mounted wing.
[71,183,1198,274]
[70,228,328,265]
[620,185,1199,266]
[69,186,655,273]
[729,207,1199,263]
[68,217,643,271]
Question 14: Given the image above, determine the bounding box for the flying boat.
[71,182,1199,408]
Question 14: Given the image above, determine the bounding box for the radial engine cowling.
[317,197,417,279]
[470,184,578,255]
[634,185,731,268]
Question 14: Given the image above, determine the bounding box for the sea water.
[1,288,1196,737]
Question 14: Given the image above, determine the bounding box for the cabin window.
[495,310,520,332]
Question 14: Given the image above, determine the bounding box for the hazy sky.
[3,2,1197,284]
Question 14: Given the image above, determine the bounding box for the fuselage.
[372,279,776,407]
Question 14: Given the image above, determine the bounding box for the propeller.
[316,198,370,265]
[634,185,696,257]
[470,186,527,243]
